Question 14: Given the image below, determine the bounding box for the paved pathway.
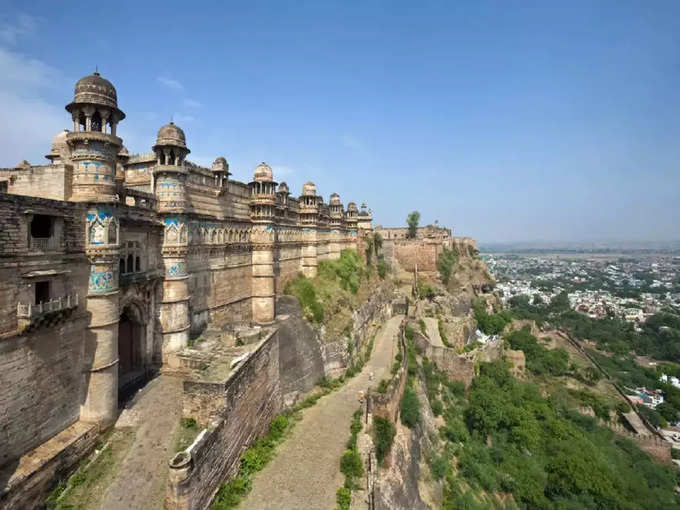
[242,315,403,510]
[424,317,444,347]
[99,375,183,510]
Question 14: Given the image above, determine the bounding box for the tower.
[300,181,319,278]
[249,163,277,324]
[329,193,344,259]
[65,72,125,425]
[345,202,359,251]
[153,122,191,355]
[211,156,230,190]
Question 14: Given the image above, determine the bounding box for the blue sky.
[1,1,679,242]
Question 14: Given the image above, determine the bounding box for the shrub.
[401,386,421,428]
[448,379,466,397]
[336,487,351,510]
[437,247,458,285]
[431,399,444,416]
[419,319,427,335]
[373,417,396,464]
[268,415,289,441]
[429,452,448,480]
[377,259,389,279]
[377,379,390,393]
[340,449,364,480]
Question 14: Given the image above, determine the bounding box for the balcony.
[29,235,61,252]
[17,294,79,329]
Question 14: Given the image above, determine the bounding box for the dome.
[212,156,228,172]
[66,72,124,119]
[329,193,341,205]
[302,181,316,196]
[277,182,290,194]
[155,122,187,149]
[253,162,273,182]
[347,202,358,212]
[50,130,69,153]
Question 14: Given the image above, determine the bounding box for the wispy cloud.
[272,164,295,178]
[341,134,362,150]
[0,48,67,166]
[0,13,37,45]
[157,76,184,91]
[174,114,195,124]
[183,98,203,109]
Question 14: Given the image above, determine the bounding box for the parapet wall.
[370,320,407,423]
[167,331,281,510]
[382,236,478,275]
[412,328,504,388]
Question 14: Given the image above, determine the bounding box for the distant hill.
[479,240,680,254]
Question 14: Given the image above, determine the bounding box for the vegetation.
[284,249,372,328]
[508,294,680,424]
[46,429,136,510]
[373,416,396,465]
[336,409,365,509]
[439,359,679,509]
[472,298,512,336]
[510,292,680,363]
[437,247,458,285]
[438,318,453,348]
[212,414,293,509]
[400,385,421,428]
[175,416,201,453]
[505,326,569,376]
[406,210,420,238]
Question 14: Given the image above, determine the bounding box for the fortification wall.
[168,331,281,510]
[389,240,441,273]
[0,164,71,202]
[370,320,407,423]
[275,244,303,295]
[0,315,89,467]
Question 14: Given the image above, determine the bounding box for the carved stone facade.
[0,73,371,467]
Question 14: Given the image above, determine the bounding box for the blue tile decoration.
[89,270,115,293]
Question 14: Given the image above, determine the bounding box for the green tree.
[406,211,420,238]
[437,247,458,285]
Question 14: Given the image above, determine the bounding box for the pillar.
[252,226,275,324]
[159,218,190,358]
[302,228,318,278]
[81,206,120,425]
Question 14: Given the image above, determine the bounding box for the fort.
[0,72,471,509]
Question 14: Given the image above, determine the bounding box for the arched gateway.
[118,302,147,397]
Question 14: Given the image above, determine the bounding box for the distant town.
[484,253,680,326]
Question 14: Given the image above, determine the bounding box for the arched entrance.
[118,303,146,400]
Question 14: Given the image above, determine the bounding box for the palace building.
[0,72,372,466]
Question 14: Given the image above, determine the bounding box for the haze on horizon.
[1,1,678,244]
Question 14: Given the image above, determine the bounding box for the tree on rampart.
[406,211,420,238]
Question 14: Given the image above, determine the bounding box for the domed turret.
[249,162,277,223]
[253,162,273,182]
[72,72,119,109]
[329,193,341,206]
[64,72,125,201]
[46,130,70,162]
[65,72,125,134]
[153,122,190,167]
[277,182,290,195]
[155,122,188,150]
[302,181,316,197]
[212,156,229,173]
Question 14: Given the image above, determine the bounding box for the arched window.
[78,113,87,132]
[135,256,141,272]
